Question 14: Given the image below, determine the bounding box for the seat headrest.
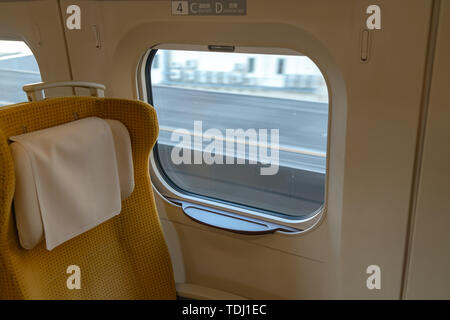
[10,118,134,250]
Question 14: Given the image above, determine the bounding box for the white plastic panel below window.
[0,40,41,106]
[146,46,329,222]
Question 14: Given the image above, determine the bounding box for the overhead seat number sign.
[172,0,246,16]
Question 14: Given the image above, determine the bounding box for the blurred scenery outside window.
[153,49,330,218]
[0,40,41,106]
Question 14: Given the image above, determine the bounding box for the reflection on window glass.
[149,49,328,218]
[0,40,41,106]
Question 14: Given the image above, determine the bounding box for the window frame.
[140,44,330,233]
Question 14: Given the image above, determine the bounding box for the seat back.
[0,97,176,299]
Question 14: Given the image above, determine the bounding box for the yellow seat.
[0,97,176,299]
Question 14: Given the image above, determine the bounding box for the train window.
[146,48,328,219]
[0,40,41,106]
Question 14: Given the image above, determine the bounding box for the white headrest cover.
[10,119,134,250]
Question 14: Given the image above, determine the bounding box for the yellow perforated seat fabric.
[0,97,176,299]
